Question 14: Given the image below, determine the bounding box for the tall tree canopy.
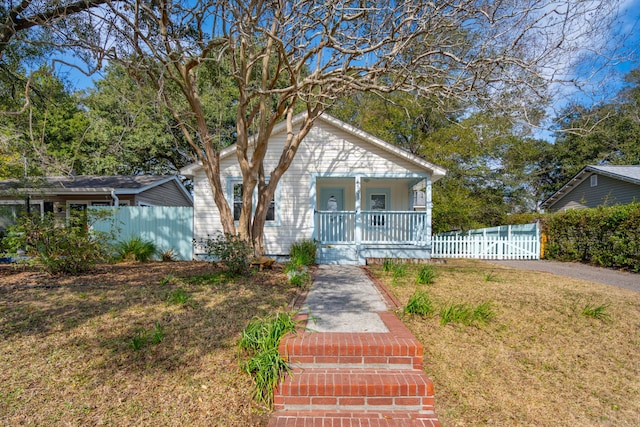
[544,66,640,195]
[2,0,631,253]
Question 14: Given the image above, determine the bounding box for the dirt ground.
[0,261,300,426]
[0,261,216,289]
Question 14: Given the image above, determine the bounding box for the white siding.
[192,119,433,256]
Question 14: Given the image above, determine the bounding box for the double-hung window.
[230,180,276,223]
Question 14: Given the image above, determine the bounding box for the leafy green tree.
[0,66,90,176]
[7,0,625,255]
[546,67,640,194]
[79,64,204,175]
[333,93,552,231]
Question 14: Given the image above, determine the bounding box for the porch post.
[355,175,362,245]
[425,177,432,243]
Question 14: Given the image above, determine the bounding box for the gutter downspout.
[111,190,120,207]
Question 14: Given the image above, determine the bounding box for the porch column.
[425,177,432,242]
[355,175,362,245]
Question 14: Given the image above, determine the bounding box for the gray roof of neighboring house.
[0,175,186,195]
[541,165,640,210]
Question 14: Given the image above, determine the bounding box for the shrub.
[289,239,317,266]
[285,262,311,287]
[198,233,253,276]
[1,211,112,274]
[416,264,437,285]
[404,289,434,316]
[544,203,640,272]
[115,236,157,262]
[238,312,297,407]
[160,248,178,262]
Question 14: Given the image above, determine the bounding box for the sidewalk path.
[487,260,639,293]
[300,264,389,332]
[269,265,441,426]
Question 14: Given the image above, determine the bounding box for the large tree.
[0,65,90,176]
[6,0,630,254]
[544,67,640,195]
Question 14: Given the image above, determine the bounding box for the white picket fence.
[431,225,541,260]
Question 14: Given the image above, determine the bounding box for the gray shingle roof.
[0,175,175,193]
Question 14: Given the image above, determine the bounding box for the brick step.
[267,411,441,427]
[280,331,424,370]
[275,368,435,413]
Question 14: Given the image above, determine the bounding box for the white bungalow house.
[181,113,446,264]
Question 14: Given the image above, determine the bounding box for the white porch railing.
[431,234,540,260]
[315,211,429,244]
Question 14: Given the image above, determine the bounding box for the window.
[231,181,276,223]
[590,175,598,187]
[233,182,243,221]
[370,193,387,226]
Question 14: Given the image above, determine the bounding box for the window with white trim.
[590,175,598,187]
[231,181,276,223]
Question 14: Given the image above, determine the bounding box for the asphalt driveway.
[486,260,639,293]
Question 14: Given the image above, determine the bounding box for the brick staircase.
[268,312,440,426]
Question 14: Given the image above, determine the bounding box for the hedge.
[543,203,640,272]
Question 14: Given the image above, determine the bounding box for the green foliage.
[581,303,611,321]
[0,66,91,176]
[114,236,157,262]
[238,312,297,407]
[129,329,148,351]
[198,233,253,276]
[81,64,200,175]
[1,211,112,274]
[404,289,435,316]
[440,300,495,326]
[289,239,317,266]
[416,265,437,285]
[128,322,165,351]
[543,204,640,272]
[284,262,311,287]
[159,248,178,262]
[382,258,395,272]
[166,288,193,306]
[484,271,499,282]
[392,263,408,280]
[332,93,552,230]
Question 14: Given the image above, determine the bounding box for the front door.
[318,188,346,242]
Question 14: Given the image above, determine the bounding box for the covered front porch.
[311,174,433,264]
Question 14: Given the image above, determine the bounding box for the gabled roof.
[541,165,640,210]
[181,112,447,181]
[0,175,191,200]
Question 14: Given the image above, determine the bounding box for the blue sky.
[56,1,640,129]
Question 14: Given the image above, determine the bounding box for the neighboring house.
[0,175,192,230]
[181,113,447,265]
[541,165,640,212]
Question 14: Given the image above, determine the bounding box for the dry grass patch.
[368,259,640,427]
[0,262,302,426]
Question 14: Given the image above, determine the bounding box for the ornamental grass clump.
[416,264,438,285]
[238,312,297,407]
[404,289,435,316]
[115,236,158,262]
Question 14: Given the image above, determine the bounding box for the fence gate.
[431,223,540,260]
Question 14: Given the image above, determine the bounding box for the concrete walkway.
[300,265,390,332]
[269,265,441,426]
